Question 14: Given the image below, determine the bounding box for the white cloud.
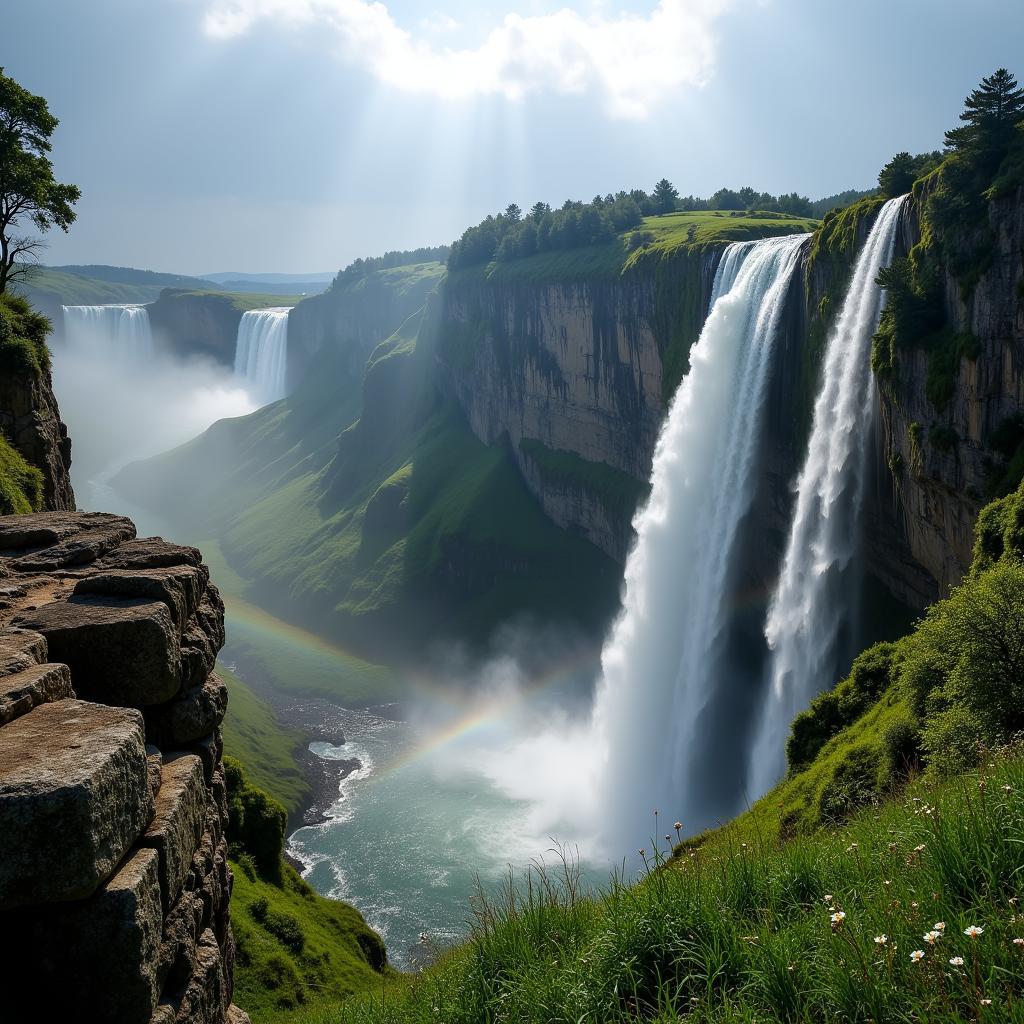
[200,0,734,119]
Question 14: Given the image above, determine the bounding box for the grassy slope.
[231,857,389,1020]
[165,288,305,311]
[219,664,311,817]
[13,267,171,304]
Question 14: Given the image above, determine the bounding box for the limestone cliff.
[0,511,248,1024]
[147,290,245,369]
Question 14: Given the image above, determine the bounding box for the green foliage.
[231,855,387,1018]
[0,291,51,372]
[651,178,679,214]
[972,476,1024,568]
[816,744,881,823]
[944,68,1024,171]
[787,643,896,772]
[224,756,288,882]
[0,432,43,515]
[0,68,80,293]
[878,151,942,199]
[333,247,450,288]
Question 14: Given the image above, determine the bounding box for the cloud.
[200,0,733,119]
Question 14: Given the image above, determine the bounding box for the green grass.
[12,266,169,304]
[0,432,44,515]
[231,850,389,1021]
[219,664,311,818]
[157,288,304,311]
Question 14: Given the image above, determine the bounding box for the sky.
[6,0,1023,275]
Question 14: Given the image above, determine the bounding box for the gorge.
[2,48,1024,1024]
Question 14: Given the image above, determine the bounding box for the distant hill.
[49,264,212,289]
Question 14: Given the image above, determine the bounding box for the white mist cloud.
[200,0,734,119]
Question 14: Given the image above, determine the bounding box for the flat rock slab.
[74,565,209,629]
[0,699,153,906]
[0,627,47,676]
[0,661,73,724]
[14,596,181,706]
[96,537,203,571]
[141,753,207,913]
[0,512,136,570]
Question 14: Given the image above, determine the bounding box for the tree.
[709,187,744,211]
[530,201,551,222]
[0,69,80,293]
[504,203,522,224]
[944,67,1024,167]
[877,151,942,199]
[652,178,679,215]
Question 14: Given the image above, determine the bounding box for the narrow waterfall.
[234,308,290,405]
[749,195,909,795]
[592,232,809,853]
[62,304,153,360]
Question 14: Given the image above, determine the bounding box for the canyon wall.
[0,511,248,1024]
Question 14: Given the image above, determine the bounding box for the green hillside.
[14,266,169,304]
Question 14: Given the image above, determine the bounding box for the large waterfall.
[62,304,154,360]
[592,232,808,852]
[234,308,290,405]
[748,195,908,794]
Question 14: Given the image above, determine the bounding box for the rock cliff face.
[0,511,248,1024]
[875,186,1024,601]
[147,290,244,370]
[434,256,718,560]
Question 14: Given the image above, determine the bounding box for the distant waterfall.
[592,232,809,852]
[749,195,909,794]
[62,304,153,361]
[234,308,290,405]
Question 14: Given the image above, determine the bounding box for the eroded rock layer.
[0,511,248,1024]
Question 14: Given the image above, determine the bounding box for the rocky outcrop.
[0,511,248,1024]
[147,290,245,369]
[434,254,718,559]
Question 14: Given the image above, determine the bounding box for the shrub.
[224,756,287,881]
[882,717,922,782]
[816,745,881,823]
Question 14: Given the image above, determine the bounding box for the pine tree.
[944,68,1024,165]
[652,178,679,215]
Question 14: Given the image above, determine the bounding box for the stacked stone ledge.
[0,512,249,1024]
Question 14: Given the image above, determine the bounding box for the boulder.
[141,754,207,913]
[0,661,73,724]
[96,537,203,571]
[14,596,181,706]
[0,699,153,906]
[152,673,228,747]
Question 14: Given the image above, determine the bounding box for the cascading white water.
[234,308,290,405]
[748,195,909,795]
[62,304,154,361]
[591,232,809,852]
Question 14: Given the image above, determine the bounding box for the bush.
[224,756,287,881]
[817,745,881,824]
[787,643,896,770]
[882,717,922,782]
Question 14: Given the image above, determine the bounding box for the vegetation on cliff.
[224,758,389,1017]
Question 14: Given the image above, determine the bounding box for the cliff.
[286,261,446,387]
[874,180,1024,601]
[147,290,247,369]
[0,294,74,513]
[0,511,248,1024]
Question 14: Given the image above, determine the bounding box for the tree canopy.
[944,67,1024,168]
[0,68,80,293]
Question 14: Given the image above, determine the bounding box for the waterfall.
[592,232,809,852]
[749,195,909,795]
[62,304,153,361]
[234,308,290,405]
